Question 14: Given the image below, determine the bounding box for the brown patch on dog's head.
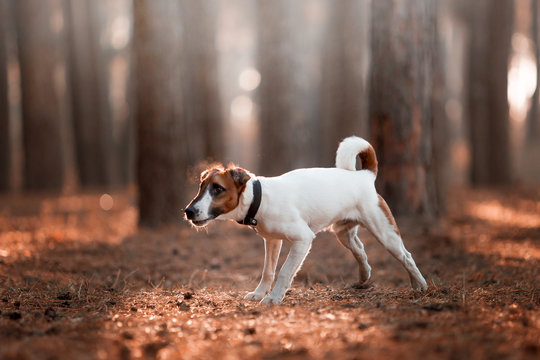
[207,166,251,217]
[378,194,401,236]
[184,164,252,226]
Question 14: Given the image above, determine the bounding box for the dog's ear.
[200,169,210,181]
[200,163,225,182]
[228,167,251,187]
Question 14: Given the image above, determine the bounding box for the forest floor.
[0,186,539,360]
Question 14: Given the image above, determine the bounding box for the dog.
[184,136,428,304]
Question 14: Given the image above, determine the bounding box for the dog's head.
[184,164,251,227]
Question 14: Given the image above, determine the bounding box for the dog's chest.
[252,221,290,240]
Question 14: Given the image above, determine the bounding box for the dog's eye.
[211,184,226,195]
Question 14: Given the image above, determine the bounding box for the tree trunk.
[15,0,76,191]
[0,0,9,191]
[369,0,441,218]
[256,0,293,175]
[528,0,539,144]
[134,0,189,227]
[67,0,116,188]
[321,0,370,167]
[181,0,224,163]
[256,0,318,175]
[114,0,135,186]
[467,0,514,185]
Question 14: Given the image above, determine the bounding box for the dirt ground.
[0,186,538,360]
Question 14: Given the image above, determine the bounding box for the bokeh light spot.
[508,33,537,122]
[230,95,253,126]
[99,194,114,211]
[238,68,261,91]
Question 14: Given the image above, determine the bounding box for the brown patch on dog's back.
[378,194,401,236]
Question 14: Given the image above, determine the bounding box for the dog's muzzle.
[183,205,212,226]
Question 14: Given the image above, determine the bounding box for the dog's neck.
[237,179,261,226]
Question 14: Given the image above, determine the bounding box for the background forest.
[0,1,539,359]
[0,0,539,224]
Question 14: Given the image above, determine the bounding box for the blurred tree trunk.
[256,0,318,175]
[320,0,370,167]
[369,0,441,218]
[528,0,539,144]
[67,0,116,188]
[15,0,76,191]
[134,0,188,227]
[181,0,223,163]
[467,0,514,185]
[0,0,9,190]
[117,73,135,186]
[256,0,294,175]
[115,0,135,186]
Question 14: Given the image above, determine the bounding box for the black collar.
[237,179,261,226]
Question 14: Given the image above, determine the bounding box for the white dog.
[184,136,428,304]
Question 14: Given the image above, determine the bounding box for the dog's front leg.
[261,234,313,305]
[244,238,282,301]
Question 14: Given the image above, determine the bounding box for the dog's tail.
[335,136,378,176]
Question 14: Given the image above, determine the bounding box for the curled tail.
[335,136,378,176]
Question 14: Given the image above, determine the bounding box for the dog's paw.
[359,265,372,283]
[260,295,282,305]
[244,291,265,301]
[349,281,372,290]
[412,277,428,292]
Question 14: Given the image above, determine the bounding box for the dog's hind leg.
[244,238,282,301]
[332,221,371,285]
[364,195,428,291]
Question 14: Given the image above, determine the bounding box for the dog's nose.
[184,206,195,220]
